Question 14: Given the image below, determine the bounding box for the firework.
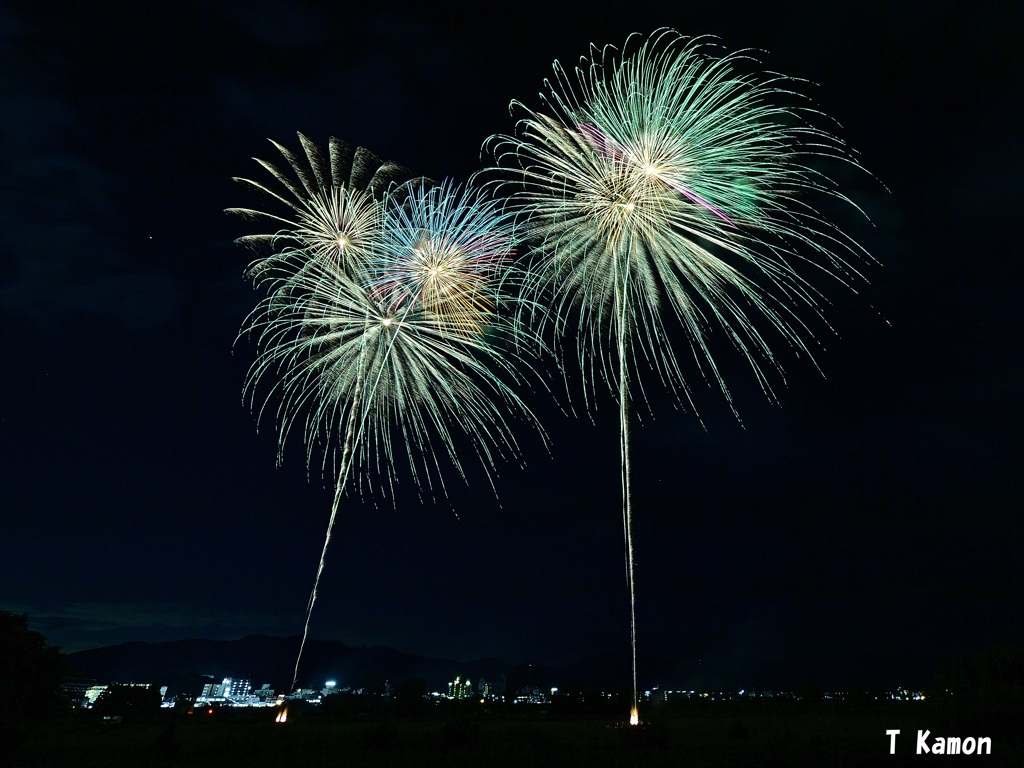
[227,133,424,288]
[232,137,542,690]
[227,132,418,251]
[490,30,874,721]
[371,181,518,338]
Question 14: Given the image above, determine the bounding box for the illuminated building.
[447,676,473,700]
[226,677,251,699]
[199,676,251,701]
[253,684,276,702]
[83,685,108,707]
[477,675,506,700]
[60,677,96,708]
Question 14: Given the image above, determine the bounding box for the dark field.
[10,701,1022,768]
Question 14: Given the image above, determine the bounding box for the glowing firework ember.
[490,29,874,723]
[232,135,544,692]
[630,707,639,726]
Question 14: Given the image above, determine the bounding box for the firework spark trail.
[290,295,423,692]
[293,371,362,692]
[232,137,543,690]
[490,29,875,722]
[613,245,639,722]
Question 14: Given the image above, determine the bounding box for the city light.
[69,671,931,716]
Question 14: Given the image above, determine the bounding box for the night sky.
[2,1,1020,691]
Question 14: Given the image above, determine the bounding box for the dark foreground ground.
[9,701,1022,767]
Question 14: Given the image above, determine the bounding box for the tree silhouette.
[93,683,162,721]
[0,611,63,753]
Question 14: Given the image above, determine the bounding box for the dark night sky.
[2,1,1020,690]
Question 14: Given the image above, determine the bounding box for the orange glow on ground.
[629,707,639,726]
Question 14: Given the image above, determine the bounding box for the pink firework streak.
[577,123,734,226]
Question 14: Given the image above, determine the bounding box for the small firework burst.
[371,181,516,338]
[231,136,543,690]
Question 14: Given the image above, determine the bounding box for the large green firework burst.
[492,30,872,413]
[489,29,876,721]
